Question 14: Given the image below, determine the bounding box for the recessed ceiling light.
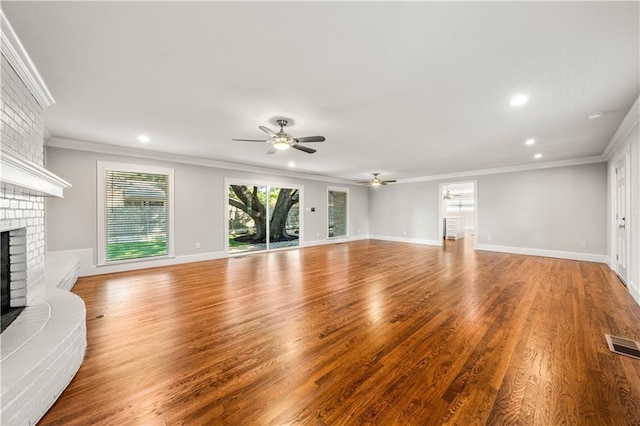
[288,161,295,168]
[534,153,543,159]
[137,135,150,143]
[525,138,536,146]
[509,94,530,107]
[587,112,603,120]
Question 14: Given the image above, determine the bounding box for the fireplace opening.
[1,230,25,333]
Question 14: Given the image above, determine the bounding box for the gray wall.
[368,180,441,242]
[477,163,606,253]
[45,147,369,265]
[369,162,608,255]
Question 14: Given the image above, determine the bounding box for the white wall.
[369,163,608,262]
[45,146,369,275]
[608,122,640,304]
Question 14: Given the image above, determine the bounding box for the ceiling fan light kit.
[233,119,325,155]
[358,173,396,187]
[273,137,291,151]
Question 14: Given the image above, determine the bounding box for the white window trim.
[97,161,175,266]
[327,186,349,239]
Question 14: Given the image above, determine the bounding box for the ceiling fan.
[443,190,461,199]
[232,119,325,154]
[357,173,396,187]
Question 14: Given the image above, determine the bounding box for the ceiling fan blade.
[294,136,325,143]
[232,138,269,142]
[266,147,277,155]
[291,144,316,154]
[384,180,397,183]
[259,126,277,137]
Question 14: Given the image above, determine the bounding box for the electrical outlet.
[580,241,588,249]
[316,232,320,237]
[402,230,406,235]
[195,242,201,249]
[487,235,492,241]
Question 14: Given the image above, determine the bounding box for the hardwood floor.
[39,239,640,425]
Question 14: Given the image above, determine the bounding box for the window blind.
[104,170,170,262]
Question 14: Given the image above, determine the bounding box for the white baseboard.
[605,256,613,269]
[369,235,443,247]
[47,249,227,277]
[475,244,608,263]
[629,282,640,306]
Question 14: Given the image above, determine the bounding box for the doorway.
[615,156,629,285]
[439,181,477,248]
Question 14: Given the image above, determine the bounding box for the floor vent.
[605,334,640,359]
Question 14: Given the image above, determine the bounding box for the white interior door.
[615,157,629,284]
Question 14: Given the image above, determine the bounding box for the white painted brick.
[10,287,26,298]
[9,296,27,307]
[11,271,26,280]
[11,236,26,245]
[9,244,25,255]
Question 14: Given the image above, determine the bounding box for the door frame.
[438,180,478,249]
[612,154,631,284]
[224,178,304,255]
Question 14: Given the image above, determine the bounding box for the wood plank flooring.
[39,239,640,425]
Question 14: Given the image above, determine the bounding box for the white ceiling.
[3,1,638,182]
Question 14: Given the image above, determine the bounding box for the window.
[328,187,348,238]
[98,162,174,264]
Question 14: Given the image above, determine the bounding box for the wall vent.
[605,334,640,359]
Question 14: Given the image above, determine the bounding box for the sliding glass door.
[228,183,300,254]
[268,186,300,250]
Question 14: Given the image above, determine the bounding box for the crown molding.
[396,155,606,184]
[0,11,55,108]
[0,150,71,197]
[46,137,356,185]
[603,96,640,160]
[49,136,608,186]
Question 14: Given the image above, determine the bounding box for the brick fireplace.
[1,11,86,425]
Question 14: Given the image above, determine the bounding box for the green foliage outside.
[228,237,246,248]
[107,240,167,261]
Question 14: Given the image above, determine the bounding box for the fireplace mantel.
[0,151,70,197]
